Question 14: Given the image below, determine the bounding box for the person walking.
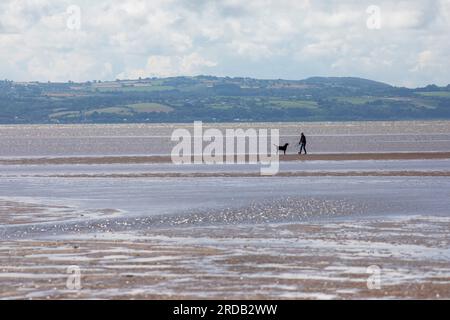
[298,133,307,155]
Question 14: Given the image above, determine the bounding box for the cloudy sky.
[0,0,449,87]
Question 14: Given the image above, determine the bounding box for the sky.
[0,0,449,87]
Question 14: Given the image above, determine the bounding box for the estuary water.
[0,121,449,157]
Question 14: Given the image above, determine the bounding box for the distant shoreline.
[1,152,450,165]
[1,119,450,126]
[3,76,450,124]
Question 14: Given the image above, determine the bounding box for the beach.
[1,122,450,299]
[3,0,450,304]
[1,151,450,165]
[1,215,449,300]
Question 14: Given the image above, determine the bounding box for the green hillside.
[1,76,449,124]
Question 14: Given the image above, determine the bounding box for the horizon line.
[3,75,450,90]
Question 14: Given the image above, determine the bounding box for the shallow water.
[1,159,450,176]
[1,121,450,157]
[1,175,450,240]
[1,122,449,299]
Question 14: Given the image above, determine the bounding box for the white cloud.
[411,50,435,72]
[0,0,449,86]
[117,53,217,79]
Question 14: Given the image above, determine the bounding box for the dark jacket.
[300,135,306,145]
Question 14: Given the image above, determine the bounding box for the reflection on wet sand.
[1,152,450,165]
[1,154,449,299]
[1,215,449,299]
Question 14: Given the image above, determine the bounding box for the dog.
[274,143,289,155]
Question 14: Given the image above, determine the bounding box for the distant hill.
[0,76,449,124]
[302,76,392,89]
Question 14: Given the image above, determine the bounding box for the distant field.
[92,85,175,92]
[82,103,173,116]
[417,91,450,98]
[86,107,132,116]
[127,103,174,113]
[383,96,439,109]
[210,103,233,110]
[333,96,439,109]
[269,99,318,109]
[49,111,79,119]
[335,96,379,104]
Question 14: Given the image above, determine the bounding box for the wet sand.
[1,154,449,299]
[25,171,450,178]
[1,215,449,300]
[1,152,450,165]
[1,190,449,299]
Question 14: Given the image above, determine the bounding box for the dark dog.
[275,143,289,155]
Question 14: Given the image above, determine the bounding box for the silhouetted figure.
[275,143,289,155]
[298,133,307,155]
